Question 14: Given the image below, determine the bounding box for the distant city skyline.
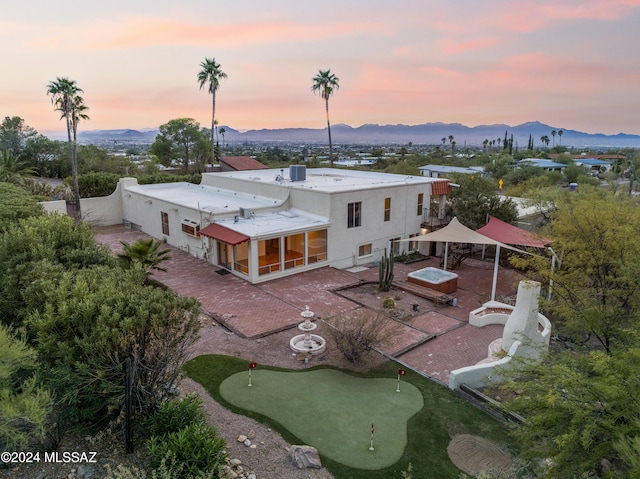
[3,0,640,136]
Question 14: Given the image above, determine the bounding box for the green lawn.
[184,355,517,479]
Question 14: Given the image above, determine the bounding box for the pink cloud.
[32,16,389,52]
[437,36,502,55]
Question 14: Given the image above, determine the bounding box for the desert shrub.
[28,266,200,424]
[382,297,396,309]
[328,310,401,363]
[147,394,206,437]
[146,396,227,479]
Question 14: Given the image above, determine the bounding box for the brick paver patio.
[95,226,525,385]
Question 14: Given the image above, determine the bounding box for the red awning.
[431,180,452,196]
[200,223,250,245]
[476,216,551,248]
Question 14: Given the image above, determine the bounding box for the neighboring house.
[219,156,268,172]
[419,164,485,178]
[573,158,611,175]
[517,158,566,173]
[58,166,450,284]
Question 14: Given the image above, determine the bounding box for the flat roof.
[203,167,439,193]
[125,182,329,237]
[213,208,330,237]
[125,182,278,213]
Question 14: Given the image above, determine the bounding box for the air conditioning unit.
[239,207,252,219]
[290,165,307,182]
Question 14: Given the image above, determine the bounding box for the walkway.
[94,226,525,386]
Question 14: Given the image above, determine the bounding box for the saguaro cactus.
[378,248,394,292]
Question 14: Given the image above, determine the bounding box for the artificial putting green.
[219,368,423,469]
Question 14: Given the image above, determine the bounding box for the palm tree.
[558,129,563,146]
[219,127,226,150]
[197,58,227,164]
[46,77,89,210]
[311,69,340,167]
[0,149,36,185]
[551,130,557,147]
[117,238,171,278]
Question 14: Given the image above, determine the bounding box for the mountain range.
[77,121,640,149]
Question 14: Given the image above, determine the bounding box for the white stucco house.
[45,166,451,284]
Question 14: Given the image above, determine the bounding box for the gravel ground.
[184,314,387,479]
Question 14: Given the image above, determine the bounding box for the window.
[258,238,281,275]
[161,211,169,235]
[307,229,327,263]
[284,233,305,270]
[358,243,372,257]
[390,237,401,256]
[408,233,419,252]
[181,219,200,238]
[384,197,391,222]
[347,202,362,228]
[417,193,424,216]
[233,242,249,275]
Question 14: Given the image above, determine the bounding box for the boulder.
[290,445,322,469]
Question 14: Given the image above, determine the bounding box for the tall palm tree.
[551,130,557,147]
[558,129,563,146]
[311,69,340,167]
[46,77,89,210]
[197,58,227,163]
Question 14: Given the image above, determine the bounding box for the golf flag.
[249,362,257,369]
[369,422,375,451]
[398,369,406,376]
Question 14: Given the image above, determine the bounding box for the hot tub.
[407,267,458,294]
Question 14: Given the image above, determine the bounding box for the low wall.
[449,340,520,390]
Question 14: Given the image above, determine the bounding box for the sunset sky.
[2,0,640,136]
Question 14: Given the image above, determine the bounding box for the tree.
[557,129,563,146]
[27,266,200,424]
[551,129,556,147]
[0,116,37,157]
[118,237,172,277]
[150,119,206,171]
[540,135,550,148]
[311,69,340,167]
[197,58,227,164]
[218,126,226,150]
[500,344,640,477]
[518,188,640,353]
[46,77,89,210]
[447,173,518,229]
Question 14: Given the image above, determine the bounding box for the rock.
[250,444,257,449]
[243,439,252,447]
[247,429,256,439]
[76,465,96,479]
[290,445,322,469]
[247,474,256,479]
[230,458,242,466]
[237,435,247,443]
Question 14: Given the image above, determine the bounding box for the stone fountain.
[290,306,326,356]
